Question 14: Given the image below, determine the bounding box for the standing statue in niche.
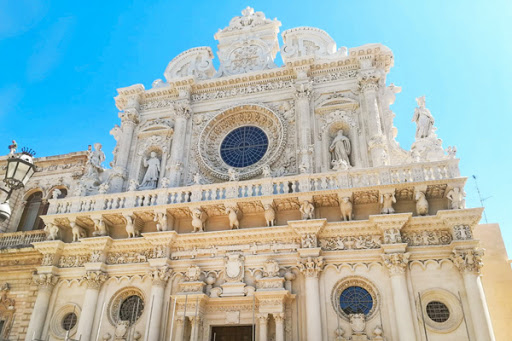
[412,96,434,139]
[330,130,351,168]
[140,152,161,189]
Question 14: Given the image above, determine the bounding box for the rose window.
[426,301,450,323]
[339,286,374,315]
[119,295,144,324]
[61,312,78,331]
[220,126,269,168]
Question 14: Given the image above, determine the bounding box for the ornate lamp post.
[0,142,37,222]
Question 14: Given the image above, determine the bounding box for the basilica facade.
[0,7,509,341]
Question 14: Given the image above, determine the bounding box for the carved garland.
[197,104,287,180]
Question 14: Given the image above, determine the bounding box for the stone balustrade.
[47,159,460,215]
[0,229,47,249]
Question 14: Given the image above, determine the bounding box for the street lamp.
[0,145,37,222]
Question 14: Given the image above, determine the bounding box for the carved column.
[189,316,201,341]
[452,248,495,341]
[274,313,285,341]
[294,81,313,172]
[174,317,185,341]
[25,273,58,341]
[298,256,324,341]
[359,72,388,167]
[110,105,140,192]
[381,252,416,341]
[76,270,107,341]
[147,266,171,341]
[168,99,192,187]
[258,313,268,341]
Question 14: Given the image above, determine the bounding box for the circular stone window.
[108,288,146,326]
[220,126,269,168]
[339,286,374,315]
[417,289,463,333]
[426,301,450,323]
[331,277,379,320]
[62,312,78,331]
[119,295,144,323]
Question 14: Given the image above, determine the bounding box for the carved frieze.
[320,235,381,251]
[402,230,452,246]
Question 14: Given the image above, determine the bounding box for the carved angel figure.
[299,200,315,220]
[140,152,161,189]
[330,130,351,167]
[412,96,434,139]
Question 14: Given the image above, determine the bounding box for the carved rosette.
[150,266,171,287]
[381,253,410,276]
[451,248,484,274]
[82,270,108,290]
[197,104,286,180]
[297,256,324,278]
[33,273,59,291]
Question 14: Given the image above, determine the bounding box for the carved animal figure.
[191,208,208,232]
[299,200,315,220]
[339,196,353,221]
[70,222,86,242]
[380,193,396,214]
[93,219,108,236]
[226,207,242,229]
[415,191,429,216]
[263,204,276,227]
[124,215,139,238]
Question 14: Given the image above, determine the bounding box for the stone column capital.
[358,71,381,92]
[33,273,59,291]
[451,248,484,275]
[381,252,410,276]
[82,270,108,290]
[149,265,172,287]
[174,100,192,119]
[293,81,313,99]
[298,256,324,278]
[118,109,140,125]
[257,313,269,323]
[273,312,285,323]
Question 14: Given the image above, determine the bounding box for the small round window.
[426,301,450,323]
[119,295,144,324]
[220,126,268,168]
[61,312,77,331]
[339,286,374,315]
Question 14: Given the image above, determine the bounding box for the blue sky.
[1,1,511,253]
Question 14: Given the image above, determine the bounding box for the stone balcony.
[39,159,467,242]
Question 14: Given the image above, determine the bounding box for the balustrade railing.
[47,159,460,215]
[0,230,47,249]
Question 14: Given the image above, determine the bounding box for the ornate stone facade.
[0,7,507,341]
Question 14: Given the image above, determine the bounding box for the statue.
[123,214,139,238]
[226,206,242,229]
[128,179,138,191]
[380,193,396,214]
[262,165,272,177]
[51,189,62,200]
[191,208,208,232]
[7,140,17,156]
[412,96,434,139]
[446,187,466,209]
[193,172,203,185]
[84,143,106,182]
[299,200,315,220]
[160,177,170,188]
[44,223,60,241]
[263,204,276,226]
[339,196,353,221]
[415,191,429,216]
[70,221,86,242]
[329,130,351,168]
[228,168,239,181]
[140,152,161,189]
[154,212,168,232]
[98,183,109,194]
[93,219,109,236]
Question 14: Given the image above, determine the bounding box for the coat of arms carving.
[224,254,244,282]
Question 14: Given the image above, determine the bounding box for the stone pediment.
[164,47,216,82]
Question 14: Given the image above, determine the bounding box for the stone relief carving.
[382,228,402,244]
[93,218,109,237]
[106,250,151,265]
[59,254,89,268]
[164,46,215,82]
[297,256,324,277]
[402,230,452,246]
[224,254,245,283]
[453,225,472,240]
[301,234,317,248]
[320,235,381,251]
[44,222,60,241]
[451,248,484,274]
[262,259,280,278]
[382,252,410,275]
[281,26,347,62]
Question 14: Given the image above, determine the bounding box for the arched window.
[17,192,48,231]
